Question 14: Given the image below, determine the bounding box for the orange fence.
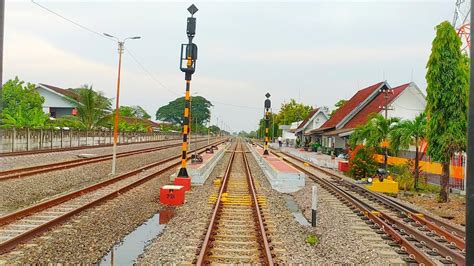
[374,154,465,179]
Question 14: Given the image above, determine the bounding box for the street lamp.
[104,33,141,175]
[263,93,271,155]
[177,4,199,179]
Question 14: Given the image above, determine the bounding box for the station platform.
[171,142,228,185]
[249,143,305,193]
[270,143,343,170]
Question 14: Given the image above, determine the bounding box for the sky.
[4,0,458,132]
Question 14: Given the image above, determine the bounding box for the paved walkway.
[269,143,346,170]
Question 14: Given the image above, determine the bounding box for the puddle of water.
[99,208,175,265]
[283,195,310,226]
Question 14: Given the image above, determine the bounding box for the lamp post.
[104,33,141,175]
[263,93,271,155]
[177,4,198,178]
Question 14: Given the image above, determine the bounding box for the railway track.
[0,136,184,157]
[0,137,213,181]
[195,141,275,265]
[269,147,465,265]
[0,139,227,255]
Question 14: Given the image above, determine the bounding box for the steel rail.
[280,155,435,265]
[242,144,274,265]
[0,136,183,157]
[0,139,228,254]
[196,141,274,265]
[280,149,466,248]
[195,143,237,265]
[0,137,212,181]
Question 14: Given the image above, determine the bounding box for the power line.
[31,0,113,42]
[31,0,260,111]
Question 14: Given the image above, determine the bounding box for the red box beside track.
[159,185,185,206]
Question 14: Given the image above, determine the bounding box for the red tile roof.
[39,83,80,102]
[342,83,410,129]
[296,108,320,131]
[320,82,384,129]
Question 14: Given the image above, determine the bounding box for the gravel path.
[0,157,179,264]
[0,140,217,215]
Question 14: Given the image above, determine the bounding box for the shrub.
[305,235,319,246]
[348,146,377,180]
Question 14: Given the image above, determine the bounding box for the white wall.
[37,87,76,109]
[388,84,426,120]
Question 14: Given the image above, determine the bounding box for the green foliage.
[330,99,347,117]
[73,85,111,130]
[119,105,151,119]
[425,21,469,202]
[156,96,212,125]
[392,161,414,191]
[426,21,469,162]
[49,115,85,129]
[390,113,427,190]
[348,147,377,180]
[305,235,319,246]
[118,120,148,132]
[276,99,313,124]
[0,77,49,128]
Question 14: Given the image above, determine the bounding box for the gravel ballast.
[138,143,395,264]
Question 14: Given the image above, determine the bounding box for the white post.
[312,185,317,227]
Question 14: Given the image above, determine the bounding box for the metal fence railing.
[0,128,182,153]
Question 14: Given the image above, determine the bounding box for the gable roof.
[342,83,410,129]
[38,83,80,102]
[321,82,384,129]
[295,107,320,132]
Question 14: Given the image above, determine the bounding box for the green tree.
[276,99,312,125]
[349,113,400,170]
[390,113,427,191]
[425,21,469,202]
[0,77,48,128]
[156,96,212,125]
[119,105,151,119]
[74,85,111,130]
[330,99,347,117]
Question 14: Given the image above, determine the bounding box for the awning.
[303,127,333,136]
[321,128,354,137]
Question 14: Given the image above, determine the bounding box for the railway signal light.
[263,93,271,156]
[177,4,199,179]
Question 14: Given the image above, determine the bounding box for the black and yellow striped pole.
[178,4,198,178]
[263,93,271,156]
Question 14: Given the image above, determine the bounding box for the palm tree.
[390,113,427,191]
[349,113,400,170]
[74,85,111,130]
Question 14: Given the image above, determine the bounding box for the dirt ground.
[398,193,466,226]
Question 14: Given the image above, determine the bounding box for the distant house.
[279,121,302,144]
[308,81,426,155]
[293,107,329,145]
[36,83,80,118]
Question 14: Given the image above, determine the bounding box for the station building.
[36,83,80,118]
[304,81,426,155]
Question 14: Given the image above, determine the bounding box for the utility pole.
[0,0,5,115]
[263,93,271,155]
[466,1,473,263]
[104,33,141,175]
[379,86,393,170]
[177,4,198,179]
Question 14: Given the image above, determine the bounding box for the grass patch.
[305,235,319,246]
